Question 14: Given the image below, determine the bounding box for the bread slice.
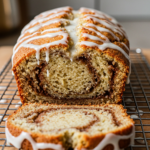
[6,103,134,150]
[12,7,130,105]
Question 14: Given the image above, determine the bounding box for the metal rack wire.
[0,50,150,150]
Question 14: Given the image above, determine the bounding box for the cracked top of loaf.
[12,6,130,69]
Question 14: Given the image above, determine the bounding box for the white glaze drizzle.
[65,12,79,61]
[13,7,131,83]
[82,33,106,43]
[80,7,128,38]
[79,124,135,150]
[12,7,71,68]
[79,8,131,83]
[79,41,129,60]
[12,28,68,66]
[5,123,64,150]
[80,7,119,25]
[21,18,68,36]
[121,42,130,51]
[21,6,70,33]
[82,27,109,42]
[80,7,128,42]
[47,70,49,77]
[35,6,71,19]
[12,6,70,67]
[83,23,120,41]
[5,121,134,150]
[30,12,68,27]
[42,18,68,28]
[17,19,68,48]
[25,25,41,34]
[78,40,131,84]
[81,7,128,40]
[126,62,131,84]
[84,15,124,37]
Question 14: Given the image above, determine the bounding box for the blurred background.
[0,0,150,49]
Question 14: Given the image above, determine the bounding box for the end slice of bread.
[6,103,134,150]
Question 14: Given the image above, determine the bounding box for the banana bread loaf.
[12,7,130,105]
[6,103,134,150]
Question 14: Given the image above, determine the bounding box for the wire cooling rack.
[0,50,150,150]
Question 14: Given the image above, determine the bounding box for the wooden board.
[0,46,12,71]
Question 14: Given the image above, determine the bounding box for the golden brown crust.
[12,6,129,69]
[7,103,64,150]
[7,103,134,150]
[13,50,128,105]
[12,7,72,67]
[12,6,130,104]
[77,7,129,66]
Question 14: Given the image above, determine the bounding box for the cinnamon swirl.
[12,7,130,104]
[6,103,134,150]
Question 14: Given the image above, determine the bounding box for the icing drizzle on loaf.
[12,6,131,83]
[5,124,64,150]
[78,7,131,83]
[6,121,134,150]
[80,125,135,150]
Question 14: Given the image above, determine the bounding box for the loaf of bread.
[6,103,134,150]
[12,7,130,105]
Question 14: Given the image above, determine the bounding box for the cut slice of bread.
[6,103,134,150]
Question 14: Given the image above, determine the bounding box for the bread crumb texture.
[12,6,130,104]
[7,103,134,150]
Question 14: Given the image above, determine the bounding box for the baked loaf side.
[6,103,134,150]
[12,7,130,104]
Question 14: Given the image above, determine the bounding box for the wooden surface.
[0,46,13,71]
[142,49,150,64]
